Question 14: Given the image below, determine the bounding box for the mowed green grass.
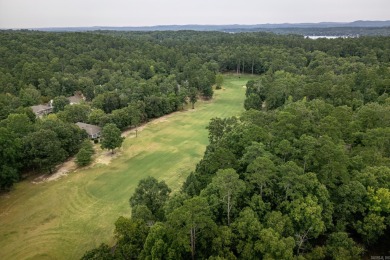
[0,74,256,260]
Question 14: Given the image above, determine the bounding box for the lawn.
[0,74,257,259]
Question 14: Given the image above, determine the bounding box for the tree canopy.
[80,30,390,259]
[100,123,124,154]
[1,29,390,257]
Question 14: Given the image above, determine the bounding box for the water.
[306,35,356,39]
[306,36,340,39]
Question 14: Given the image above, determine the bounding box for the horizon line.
[2,19,390,30]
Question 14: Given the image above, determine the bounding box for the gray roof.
[31,104,51,114]
[75,122,101,136]
[67,95,84,104]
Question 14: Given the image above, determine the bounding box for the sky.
[0,0,389,28]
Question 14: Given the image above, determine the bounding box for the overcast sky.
[0,0,389,28]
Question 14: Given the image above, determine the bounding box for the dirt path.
[32,159,77,183]
[47,159,77,181]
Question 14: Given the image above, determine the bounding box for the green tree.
[13,106,36,122]
[76,140,94,167]
[274,139,296,162]
[246,156,277,198]
[113,216,149,259]
[131,205,155,224]
[0,127,22,190]
[81,244,114,260]
[0,93,21,120]
[177,87,189,110]
[46,77,61,97]
[264,211,294,237]
[231,207,262,259]
[244,93,262,110]
[333,181,366,230]
[326,232,364,260]
[92,92,122,113]
[215,74,224,90]
[209,226,235,259]
[367,187,390,213]
[255,228,295,260]
[182,172,202,196]
[141,222,172,259]
[39,116,87,156]
[23,129,67,173]
[316,115,342,141]
[195,146,237,177]
[201,168,245,225]
[189,87,198,109]
[19,85,41,106]
[163,192,189,217]
[87,108,106,126]
[356,213,386,244]
[110,108,132,130]
[100,123,124,154]
[129,176,171,220]
[206,117,238,144]
[286,195,326,254]
[52,95,70,113]
[167,196,216,260]
[0,113,34,138]
[57,104,91,123]
[128,105,142,137]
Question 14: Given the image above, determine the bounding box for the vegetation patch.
[0,75,253,259]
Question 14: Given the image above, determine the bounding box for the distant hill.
[348,20,390,27]
[31,20,390,33]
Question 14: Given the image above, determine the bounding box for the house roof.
[67,95,84,104]
[75,122,101,136]
[31,104,51,114]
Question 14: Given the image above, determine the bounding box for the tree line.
[80,31,390,259]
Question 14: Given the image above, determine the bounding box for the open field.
[0,74,257,259]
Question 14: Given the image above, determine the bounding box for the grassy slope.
[0,74,256,260]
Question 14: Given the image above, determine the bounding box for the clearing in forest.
[0,74,256,260]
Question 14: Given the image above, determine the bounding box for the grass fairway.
[0,74,257,260]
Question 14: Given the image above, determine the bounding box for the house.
[31,104,53,117]
[67,92,86,105]
[76,122,101,139]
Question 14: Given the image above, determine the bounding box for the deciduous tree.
[76,140,94,167]
[23,129,67,173]
[189,87,198,109]
[201,168,245,225]
[167,196,216,260]
[52,96,70,113]
[129,176,171,220]
[0,127,22,190]
[215,74,224,89]
[100,123,124,154]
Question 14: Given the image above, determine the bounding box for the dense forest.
[0,30,218,190]
[228,26,390,36]
[79,32,389,259]
[1,30,390,258]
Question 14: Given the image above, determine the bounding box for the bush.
[76,140,94,167]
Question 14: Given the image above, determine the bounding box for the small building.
[31,104,53,117]
[76,122,101,139]
[67,92,86,105]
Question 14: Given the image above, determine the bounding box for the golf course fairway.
[0,74,257,259]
